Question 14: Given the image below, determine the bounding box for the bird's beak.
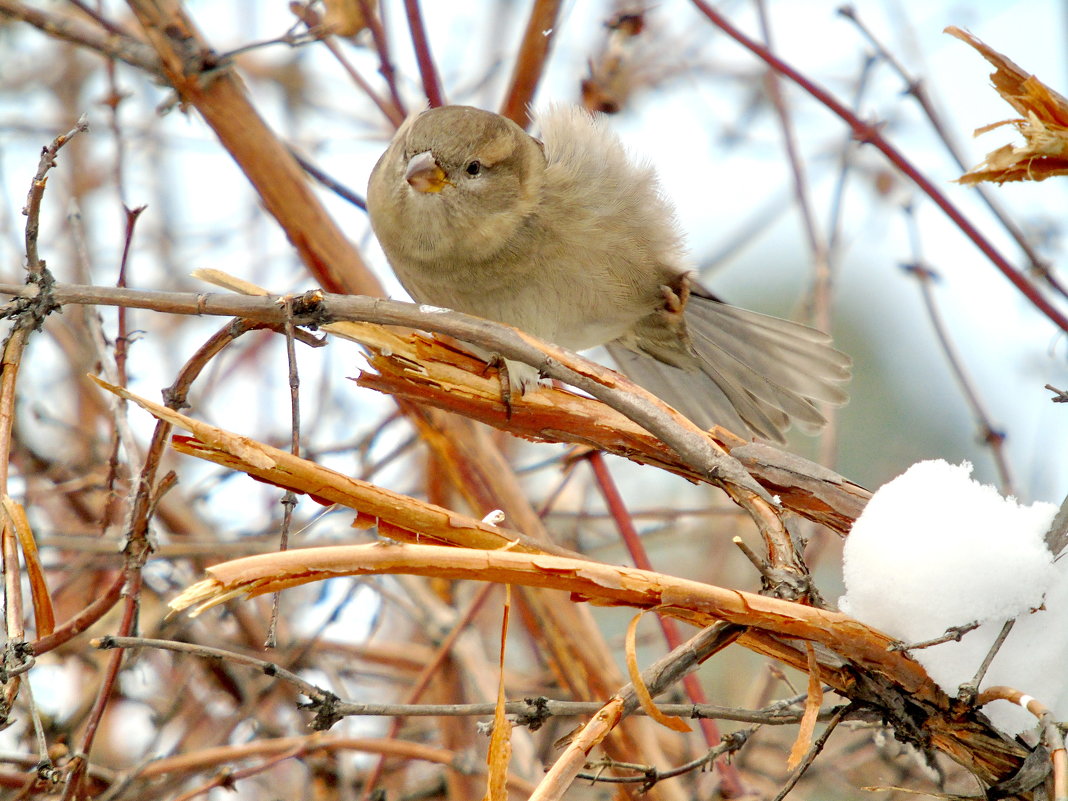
[405,151,449,193]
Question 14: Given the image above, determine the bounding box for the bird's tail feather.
[607,296,851,443]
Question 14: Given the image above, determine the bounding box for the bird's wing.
[607,294,851,443]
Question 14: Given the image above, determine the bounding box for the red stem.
[62,573,142,800]
[587,452,746,798]
[358,0,407,118]
[691,0,1068,333]
[29,572,124,655]
[499,0,563,127]
[402,0,445,108]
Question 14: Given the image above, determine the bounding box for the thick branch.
[123,0,380,296]
[9,281,767,499]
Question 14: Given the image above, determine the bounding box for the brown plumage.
[367,104,850,442]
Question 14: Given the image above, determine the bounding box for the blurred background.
[0,1,1066,798]
[5,2,1066,494]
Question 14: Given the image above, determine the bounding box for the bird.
[366,104,850,443]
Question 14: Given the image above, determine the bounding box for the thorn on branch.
[888,620,980,651]
[961,619,1016,702]
[849,118,883,145]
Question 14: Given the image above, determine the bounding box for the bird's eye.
[465,160,482,176]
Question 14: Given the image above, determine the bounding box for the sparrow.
[366,104,850,442]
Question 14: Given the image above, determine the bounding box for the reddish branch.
[500,0,563,127]
[691,0,1068,334]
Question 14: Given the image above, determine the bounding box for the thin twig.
[837,5,1066,302]
[288,2,404,129]
[337,698,821,724]
[733,535,773,580]
[0,0,161,75]
[92,635,334,707]
[20,669,50,768]
[23,116,90,275]
[900,204,1014,493]
[266,298,303,648]
[86,627,797,735]
[690,0,1068,333]
[575,728,755,786]
[888,621,981,652]
[104,204,146,492]
[171,740,311,801]
[754,0,828,284]
[283,298,302,460]
[357,0,406,117]
[825,51,877,258]
[1046,384,1068,404]
[290,148,368,210]
[959,619,1016,703]
[813,50,877,470]
[62,573,143,800]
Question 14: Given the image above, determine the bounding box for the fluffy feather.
[367,104,852,442]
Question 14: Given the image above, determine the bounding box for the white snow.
[839,459,1065,735]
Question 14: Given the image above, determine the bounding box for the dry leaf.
[787,642,823,769]
[483,587,513,801]
[624,612,691,733]
[3,496,55,638]
[948,26,1068,183]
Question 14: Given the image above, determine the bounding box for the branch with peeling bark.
[0,279,867,536]
[81,370,1032,796]
[159,538,1032,790]
[3,4,1051,797]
